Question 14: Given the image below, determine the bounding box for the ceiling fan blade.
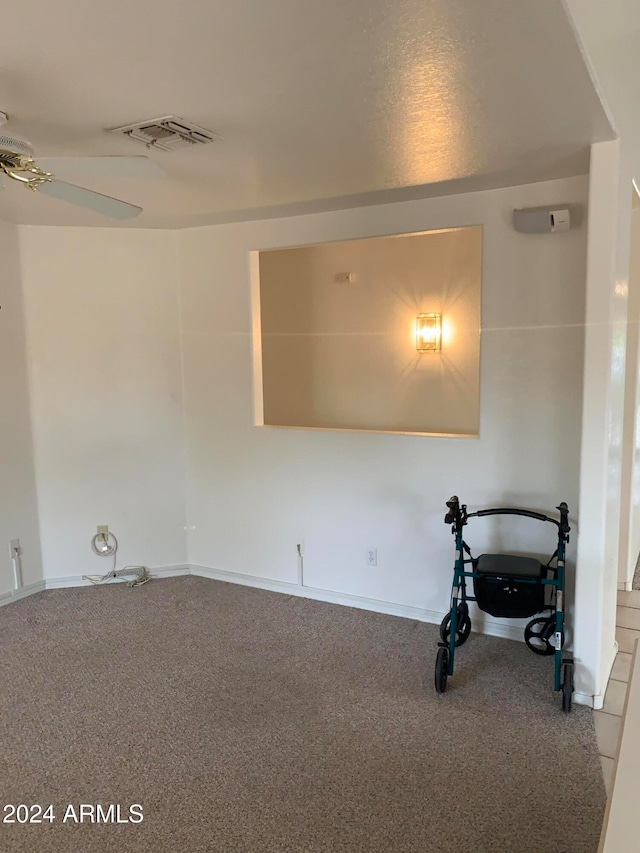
[34,156,164,180]
[37,179,142,220]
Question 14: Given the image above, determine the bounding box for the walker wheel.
[562,661,574,713]
[524,617,560,656]
[434,646,449,694]
[439,603,472,647]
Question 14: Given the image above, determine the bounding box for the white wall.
[571,142,623,704]
[566,1,640,701]
[619,206,640,587]
[18,227,187,579]
[179,176,588,648]
[0,222,42,595]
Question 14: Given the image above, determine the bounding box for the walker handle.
[471,507,549,522]
[467,504,570,534]
[556,502,570,536]
[444,495,459,525]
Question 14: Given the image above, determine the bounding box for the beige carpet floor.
[0,576,604,852]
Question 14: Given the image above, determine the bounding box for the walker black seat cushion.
[476,554,542,579]
[474,554,545,618]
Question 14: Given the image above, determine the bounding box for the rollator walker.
[435,496,574,712]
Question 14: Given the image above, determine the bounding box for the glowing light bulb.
[416,313,442,352]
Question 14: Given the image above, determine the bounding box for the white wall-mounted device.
[513,206,572,234]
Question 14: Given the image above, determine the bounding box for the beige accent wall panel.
[257,227,481,436]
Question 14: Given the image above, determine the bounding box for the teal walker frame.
[434,496,574,712]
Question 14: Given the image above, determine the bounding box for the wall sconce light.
[416,313,442,352]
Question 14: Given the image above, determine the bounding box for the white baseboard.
[0,562,549,648]
[189,566,601,709]
[1,565,190,599]
[574,692,595,708]
[189,564,525,643]
[592,640,620,711]
[149,565,192,578]
[1,563,596,705]
[618,581,633,592]
[43,564,190,589]
[191,563,447,624]
[0,579,46,607]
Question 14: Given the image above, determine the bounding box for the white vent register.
[110,116,220,151]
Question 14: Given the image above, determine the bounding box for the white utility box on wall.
[513,206,573,233]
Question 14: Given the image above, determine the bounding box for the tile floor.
[594,588,640,794]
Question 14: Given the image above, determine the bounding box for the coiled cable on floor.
[83,531,151,588]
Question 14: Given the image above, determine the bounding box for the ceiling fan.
[0,114,164,220]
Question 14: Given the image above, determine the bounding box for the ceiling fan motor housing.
[0,134,34,168]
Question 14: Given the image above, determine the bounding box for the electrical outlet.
[367,547,377,567]
[9,538,20,558]
[97,525,109,535]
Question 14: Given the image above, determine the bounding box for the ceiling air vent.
[109,116,220,152]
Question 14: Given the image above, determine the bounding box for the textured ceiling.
[0,0,614,228]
